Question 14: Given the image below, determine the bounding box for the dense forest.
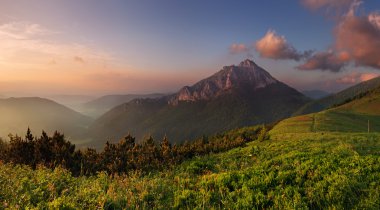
[0,126,266,176]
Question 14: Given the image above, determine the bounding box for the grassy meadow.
[1,131,379,209]
[271,88,380,135]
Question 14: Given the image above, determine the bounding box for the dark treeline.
[0,126,265,176]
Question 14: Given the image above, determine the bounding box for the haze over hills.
[301,90,330,100]
[88,59,310,147]
[0,97,93,145]
[46,95,96,114]
[294,76,380,116]
[82,93,165,118]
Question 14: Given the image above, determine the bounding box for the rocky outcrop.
[168,59,278,105]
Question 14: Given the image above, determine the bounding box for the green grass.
[1,132,379,209]
[294,76,380,116]
[271,110,380,135]
[271,88,380,135]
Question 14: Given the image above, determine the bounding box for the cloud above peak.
[255,30,311,61]
[229,43,249,54]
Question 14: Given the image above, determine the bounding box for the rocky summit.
[168,59,278,105]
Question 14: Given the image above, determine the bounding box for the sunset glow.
[0,0,379,96]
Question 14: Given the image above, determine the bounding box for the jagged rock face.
[169,59,278,105]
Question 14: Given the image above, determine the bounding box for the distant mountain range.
[2,60,380,149]
[0,97,93,145]
[46,95,96,114]
[82,94,165,118]
[87,59,310,147]
[302,90,330,99]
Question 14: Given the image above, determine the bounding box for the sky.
[0,0,380,96]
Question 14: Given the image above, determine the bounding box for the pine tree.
[160,136,172,164]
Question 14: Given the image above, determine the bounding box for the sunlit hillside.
[271,86,380,135]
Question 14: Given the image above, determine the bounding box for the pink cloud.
[302,0,353,9]
[298,1,380,72]
[359,73,379,82]
[336,72,379,84]
[255,30,310,61]
[297,51,347,72]
[301,0,354,14]
[335,12,380,69]
[229,43,249,54]
[369,12,380,29]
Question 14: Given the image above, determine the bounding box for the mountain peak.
[168,60,279,105]
[238,59,257,68]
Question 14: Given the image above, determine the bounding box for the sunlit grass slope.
[271,87,380,135]
[294,76,380,116]
[1,132,379,209]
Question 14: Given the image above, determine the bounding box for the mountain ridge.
[294,76,380,116]
[81,93,165,118]
[88,59,309,147]
[301,90,330,99]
